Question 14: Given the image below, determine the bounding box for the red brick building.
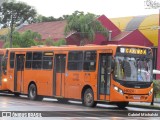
[18,21,67,41]
[66,15,153,47]
[17,15,153,47]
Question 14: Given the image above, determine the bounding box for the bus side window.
[68,51,83,70]
[26,52,32,69]
[43,52,53,69]
[83,51,97,71]
[32,52,42,69]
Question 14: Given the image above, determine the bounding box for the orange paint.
[0,45,153,104]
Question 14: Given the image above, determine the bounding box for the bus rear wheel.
[116,102,129,109]
[83,88,97,107]
[28,84,38,100]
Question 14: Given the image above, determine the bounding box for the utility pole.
[10,13,14,48]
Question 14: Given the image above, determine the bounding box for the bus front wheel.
[28,84,37,100]
[83,88,97,107]
[116,102,129,109]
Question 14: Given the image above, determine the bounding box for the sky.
[15,0,160,18]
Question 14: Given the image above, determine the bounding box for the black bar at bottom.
[0,111,159,117]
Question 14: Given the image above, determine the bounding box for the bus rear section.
[0,49,8,91]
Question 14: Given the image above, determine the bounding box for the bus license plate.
[133,95,141,100]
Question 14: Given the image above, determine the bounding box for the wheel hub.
[30,88,36,97]
[86,93,93,103]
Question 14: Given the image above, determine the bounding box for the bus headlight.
[118,89,123,95]
[114,86,118,91]
[3,78,7,82]
[114,86,123,95]
[149,88,153,96]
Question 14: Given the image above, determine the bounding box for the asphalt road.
[0,93,159,120]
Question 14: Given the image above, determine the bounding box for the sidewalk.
[154,98,160,103]
[129,98,160,110]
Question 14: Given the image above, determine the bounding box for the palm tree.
[64,11,108,45]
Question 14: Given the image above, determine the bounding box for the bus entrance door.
[98,53,112,101]
[53,54,66,97]
[14,54,25,93]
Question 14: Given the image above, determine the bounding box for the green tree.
[45,37,54,46]
[3,30,41,48]
[20,30,41,47]
[53,39,66,46]
[44,38,66,46]
[64,11,108,45]
[0,1,37,47]
[153,80,160,97]
[35,15,64,23]
[151,80,160,105]
[36,40,44,46]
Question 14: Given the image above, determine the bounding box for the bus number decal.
[124,89,134,93]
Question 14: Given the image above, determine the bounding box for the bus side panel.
[65,72,83,99]
[83,71,98,101]
[7,69,14,92]
[23,70,52,96]
[64,71,98,100]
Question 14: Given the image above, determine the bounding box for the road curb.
[128,104,160,110]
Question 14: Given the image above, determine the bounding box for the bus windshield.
[114,56,152,82]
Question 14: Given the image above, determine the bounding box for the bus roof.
[4,44,151,52]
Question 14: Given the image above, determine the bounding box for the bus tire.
[116,102,129,109]
[83,88,97,107]
[28,84,38,100]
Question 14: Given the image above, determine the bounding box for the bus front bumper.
[110,92,153,102]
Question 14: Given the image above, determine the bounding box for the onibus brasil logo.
[144,0,160,9]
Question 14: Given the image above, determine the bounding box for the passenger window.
[68,51,83,70]
[33,52,42,60]
[10,52,15,68]
[32,52,42,69]
[43,52,53,69]
[25,52,32,69]
[83,51,97,71]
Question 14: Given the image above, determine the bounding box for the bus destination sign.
[120,48,147,55]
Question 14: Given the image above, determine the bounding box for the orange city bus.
[0,44,153,108]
